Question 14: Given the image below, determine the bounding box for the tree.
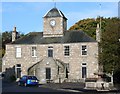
[2,31,12,49]
[100,18,120,73]
[2,31,24,56]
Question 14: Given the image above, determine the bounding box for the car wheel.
[24,83,27,87]
[18,82,21,86]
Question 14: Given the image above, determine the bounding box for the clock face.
[50,20,56,27]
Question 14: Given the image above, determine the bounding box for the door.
[17,68,21,78]
[16,64,21,78]
[82,67,87,78]
[46,68,51,79]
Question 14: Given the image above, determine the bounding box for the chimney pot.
[12,27,17,42]
[13,27,16,32]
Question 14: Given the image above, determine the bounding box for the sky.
[1,1,119,34]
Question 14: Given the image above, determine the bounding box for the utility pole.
[99,3,102,42]
[97,3,103,78]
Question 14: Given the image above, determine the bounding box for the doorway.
[46,68,51,80]
[16,64,21,78]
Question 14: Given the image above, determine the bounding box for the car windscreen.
[28,76,37,80]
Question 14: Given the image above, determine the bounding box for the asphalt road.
[1,79,69,94]
[1,78,120,94]
[2,83,65,93]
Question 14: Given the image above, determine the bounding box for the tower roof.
[44,7,67,20]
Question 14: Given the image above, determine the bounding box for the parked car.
[18,75,39,86]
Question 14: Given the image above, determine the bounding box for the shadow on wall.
[2,66,16,82]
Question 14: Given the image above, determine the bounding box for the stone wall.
[43,17,65,37]
[2,42,98,82]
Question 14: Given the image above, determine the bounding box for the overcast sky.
[1,1,119,34]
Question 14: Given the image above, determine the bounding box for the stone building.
[2,7,99,83]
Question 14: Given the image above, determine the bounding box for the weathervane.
[53,0,56,8]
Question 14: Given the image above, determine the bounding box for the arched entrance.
[28,58,68,84]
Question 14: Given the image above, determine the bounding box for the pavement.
[40,82,120,93]
[40,82,85,93]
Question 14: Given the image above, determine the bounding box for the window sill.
[81,55,88,57]
[64,55,70,57]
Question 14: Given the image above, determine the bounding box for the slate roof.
[11,30,97,44]
[44,8,67,20]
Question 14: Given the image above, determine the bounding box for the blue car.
[18,75,39,86]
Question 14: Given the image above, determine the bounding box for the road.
[1,79,68,94]
[1,78,120,94]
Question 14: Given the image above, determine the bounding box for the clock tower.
[43,7,67,37]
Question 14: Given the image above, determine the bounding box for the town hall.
[2,7,99,83]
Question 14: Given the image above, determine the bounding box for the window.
[64,46,70,56]
[48,46,53,57]
[48,49,53,57]
[32,47,37,57]
[82,45,87,55]
[16,47,21,58]
[22,76,26,80]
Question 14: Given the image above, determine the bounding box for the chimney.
[96,24,101,42]
[12,27,18,42]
